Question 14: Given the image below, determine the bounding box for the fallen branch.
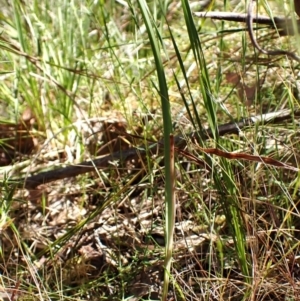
[194,11,300,35]
[17,109,299,189]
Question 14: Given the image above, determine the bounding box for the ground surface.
[1,0,300,300]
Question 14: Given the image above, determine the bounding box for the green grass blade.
[137,0,174,299]
[181,0,218,141]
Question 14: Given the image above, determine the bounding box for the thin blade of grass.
[131,1,175,299]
